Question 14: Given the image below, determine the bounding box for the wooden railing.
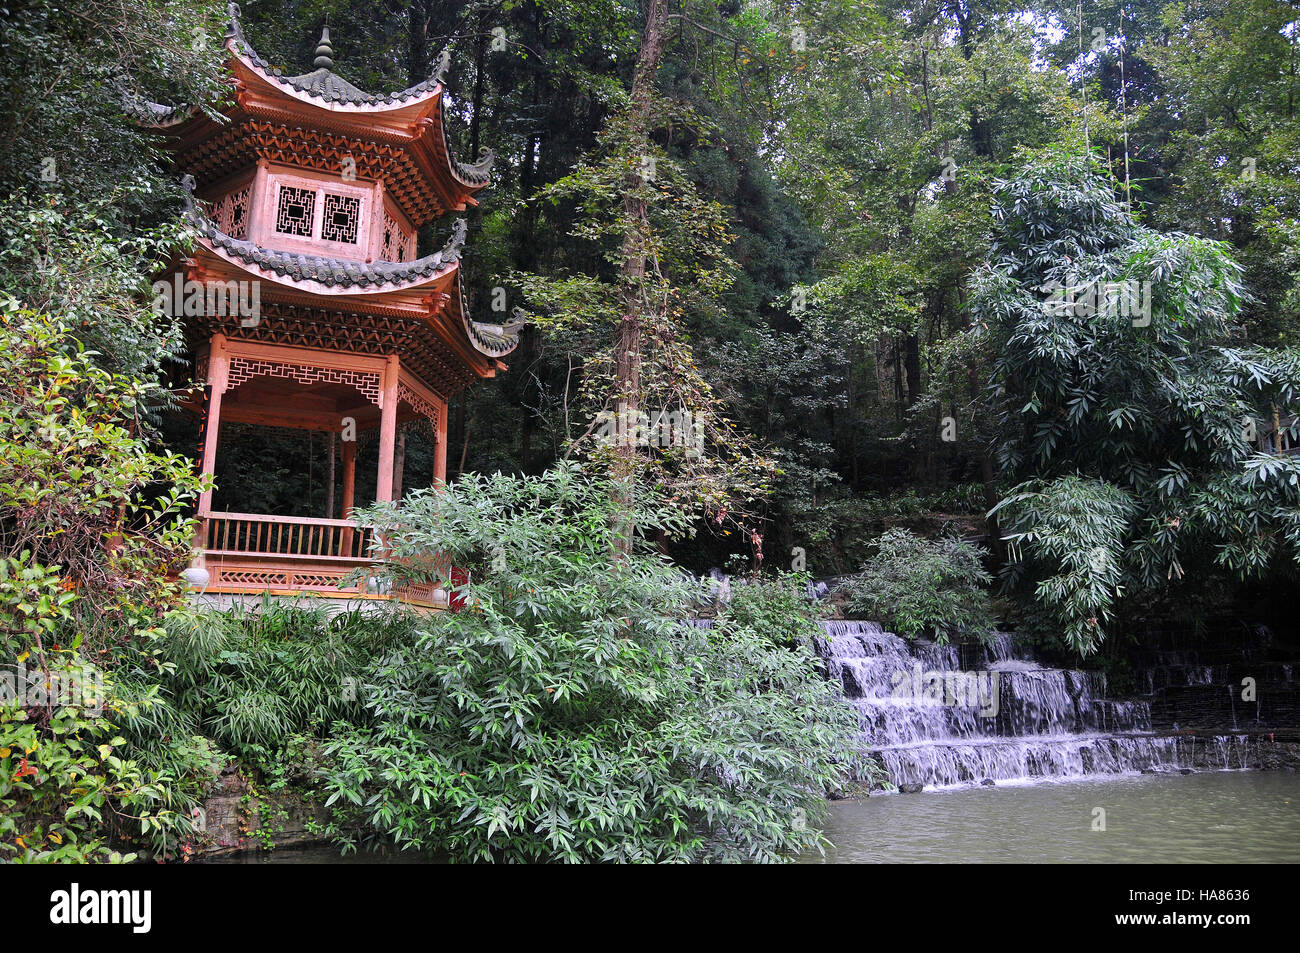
[201,512,374,561]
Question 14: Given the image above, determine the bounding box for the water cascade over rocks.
[816,620,1261,790]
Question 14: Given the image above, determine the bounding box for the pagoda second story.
[145,5,519,607]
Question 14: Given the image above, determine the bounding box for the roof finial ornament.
[225,3,243,41]
[313,23,334,71]
[432,46,452,86]
[179,173,198,218]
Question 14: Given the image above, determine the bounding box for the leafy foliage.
[322,464,861,862]
[846,529,997,643]
[0,194,192,378]
[0,305,208,654]
[0,569,216,862]
[162,603,414,760]
[0,306,223,862]
[973,147,1300,652]
[513,101,777,531]
[0,681,198,864]
[0,0,226,378]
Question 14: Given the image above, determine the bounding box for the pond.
[210,770,1300,863]
[803,771,1300,863]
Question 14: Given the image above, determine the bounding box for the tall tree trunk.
[981,451,1006,566]
[968,331,1006,567]
[904,334,922,407]
[611,0,669,553]
[469,30,487,158]
[453,394,466,478]
[407,0,431,84]
[459,408,475,477]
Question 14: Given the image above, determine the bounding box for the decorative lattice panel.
[226,357,382,405]
[394,582,439,606]
[381,211,416,263]
[397,383,441,427]
[275,185,316,237]
[177,120,446,227]
[216,569,289,586]
[212,567,362,593]
[214,186,252,239]
[292,573,352,589]
[185,303,481,399]
[321,192,361,244]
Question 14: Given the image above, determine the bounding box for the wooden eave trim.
[397,367,449,410]
[426,294,499,380]
[220,337,392,375]
[173,112,463,225]
[229,88,482,212]
[181,252,498,379]
[217,404,381,432]
[235,93,418,141]
[406,123,477,213]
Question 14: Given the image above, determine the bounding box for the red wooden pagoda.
[145,6,518,605]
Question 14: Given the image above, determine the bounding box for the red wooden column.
[197,333,230,515]
[434,403,448,485]
[340,435,356,555]
[340,438,356,516]
[375,355,400,502]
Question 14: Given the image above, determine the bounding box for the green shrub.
[778,486,990,576]
[0,656,218,863]
[0,306,223,861]
[845,528,997,642]
[724,571,829,648]
[163,603,415,762]
[321,463,860,863]
[0,304,208,659]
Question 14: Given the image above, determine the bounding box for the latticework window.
[214,186,251,239]
[380,211,415,262]
[321,192,361,245]
[275,185,316,237]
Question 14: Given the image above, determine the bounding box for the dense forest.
[2,0,1300,863]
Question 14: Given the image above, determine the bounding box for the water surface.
[805,771,1300,863]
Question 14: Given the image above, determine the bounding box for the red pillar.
[434,401,448,485]
[341,438,356,516]
[375,355,399,502]
[340,436,357,556]
[197,333,229,515]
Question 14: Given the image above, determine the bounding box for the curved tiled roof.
[223,5,493,188]
[184,197,465,290]
[118,84,198,129]
[179,180,519,357]
[129,7,494,197]
[226,7,453,108]
[452,146,495,187]
[451,284,524,358]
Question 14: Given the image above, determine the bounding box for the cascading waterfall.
[817,620,1257,790]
